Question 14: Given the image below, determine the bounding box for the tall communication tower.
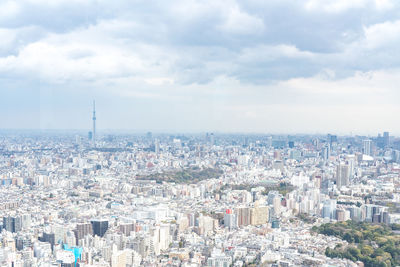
[92,100,96,147]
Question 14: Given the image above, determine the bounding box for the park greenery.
[136,167,223,184]
[265,182,296,196]
[313,221,400,267]
[295,213,317,224]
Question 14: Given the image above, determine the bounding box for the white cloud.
[0,1,20,19]
[219,5,265,35]
[0,28,17,52]
[0,40,144,82]
[305,0,370,13]
[363,20,400,49]
[144,77,174,86]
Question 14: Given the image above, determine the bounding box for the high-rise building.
[346,155,355,179]
[210,133,215,146]
[40,232,55,247]
[250,203,269,225]
[322,199,337,220]
[154,139,160,154]
[363,139,372,156]
[236,207,251,226]
[266,136,272,148]
[322,145,330,161]
[74,223,93,242]
[273,196,281,215]
[119,223,135,236]
[336,163,349,189]
[288,141,294,148]
[383,132,390,148]
[146,132,152,140]
[3,216,22,233]
[91,220,108,237]
[328,134,337,148]
[224,209,237,230]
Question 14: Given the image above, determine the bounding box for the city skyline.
[2,1,400,266]
[1,128,400,266]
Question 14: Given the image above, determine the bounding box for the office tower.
[3,216,12,232]
[364,204,385,223]
[336,163,349,189]
[75,135,81,146]
[250,202,269,225]
[119,223,135,236]
[322,145,330,161]
[154,139,160,154]
[336,209,347,222]
[273,196,281,215]
[383,132,390,147]
[40,232,55,247]
[21,214,31,229]
[236,207,251,226]
[91,220,108,237]
[346,155,355,179]
[146,132,152,140]
[316,138,320,148]
[224,209,237,230]
[16,235,32,251]
[376,133,384,149]
[3,216,22,233]
[349,207,363,222]
[210,133,215,146]
[266,136,272,148]
[74,223,93,242]
[92,100,96,147]
[313,174,322,189]
[288,141,294,148]
[322,199,337,220]
[363,139,372,156]
[393,150,400,163]
[328,134,337,148]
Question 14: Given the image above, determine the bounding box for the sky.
[1,0,400,135]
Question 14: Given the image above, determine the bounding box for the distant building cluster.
[0,131,399,266]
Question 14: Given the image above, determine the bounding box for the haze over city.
[1,0,400,134]
[3,1,400,267]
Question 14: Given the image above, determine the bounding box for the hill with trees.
[313,221,400,267]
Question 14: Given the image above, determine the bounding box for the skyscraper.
[91,219,108,237]
[224,209,237,230]
[383,132,390,148]
[346,155,355,179]
[322,145,330,161]
[92,100,96,147]
[3,216,22,233]
[74,223,93,242]
[336,163,349,189]
[363,139,372,156]
[154,138,160,154]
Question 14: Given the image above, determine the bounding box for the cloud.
[363,19,400,49]
[0,0,399,133]
[218,5,265,35]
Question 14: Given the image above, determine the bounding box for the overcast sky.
[1,0,400,135]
